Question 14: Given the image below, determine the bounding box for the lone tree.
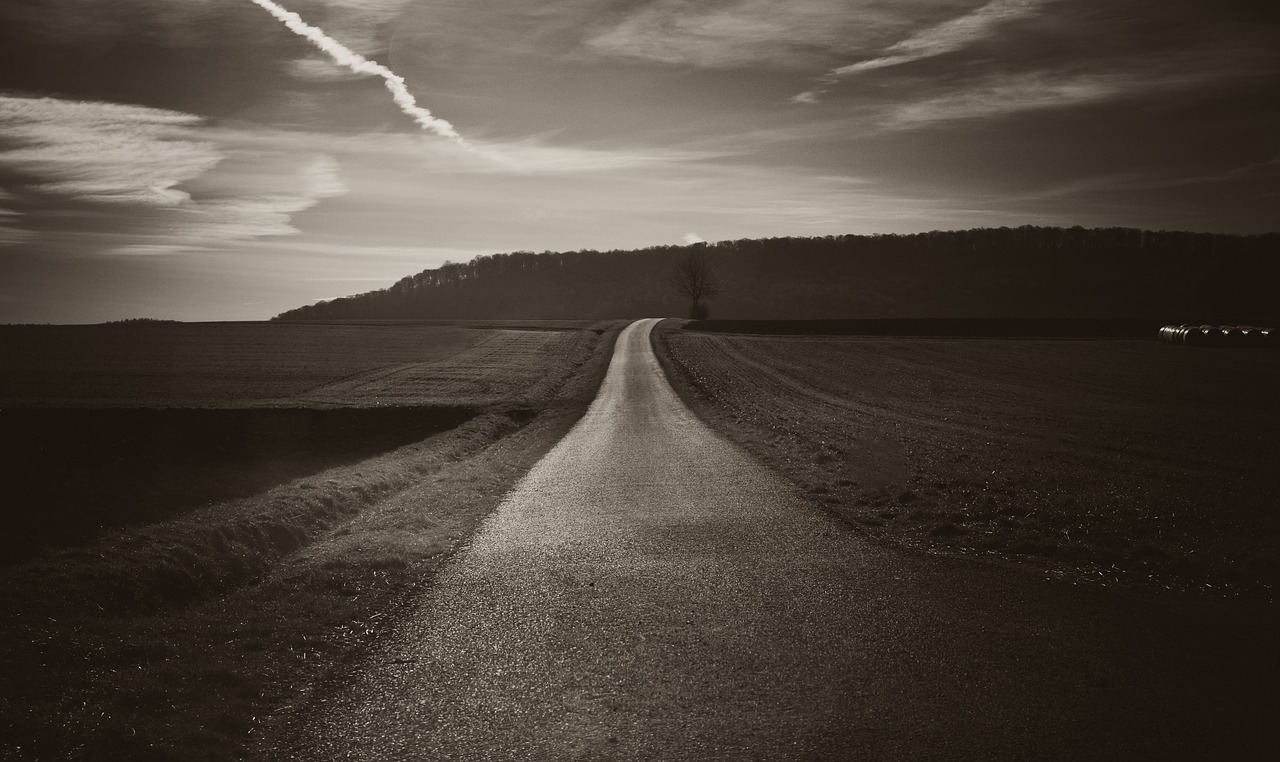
[669,249,722,319]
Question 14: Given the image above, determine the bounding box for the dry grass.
[3,406,476,563]
[0,321,625,761]
[653,320,1280,599]
[0,412,512,617]
[298,327,601,407]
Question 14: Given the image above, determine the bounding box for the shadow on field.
[2,406,476,563]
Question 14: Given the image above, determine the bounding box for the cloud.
[0,216,35,246]
[582,0,937,69]
[0,0,458,135]
[0,91,734,262]
[288,56,368,82]
[0,189,30,242]
[299,154,349,198]
[100,154,349,254]
[0,96,219,207]
[454,139,727,175]
[872,58,1248,130]
[1017,155,1280,202]
[248,0,470,147]
[795,0,1056,102]
[837,0,1052,76]
[0,95,350,255]
[786,0,1279,142]
[291,0,419,57]
[883,72,1124,127]
[204,122,730,176]
[0,0,415,52]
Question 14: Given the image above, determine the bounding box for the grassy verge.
[2,406,477,563]
[0,322,625,761]
[652,319,1280,600]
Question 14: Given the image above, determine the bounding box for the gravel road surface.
[281,318,1274,760]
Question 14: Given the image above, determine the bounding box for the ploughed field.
[0,320,620,760]
[0,321,598,559]
[656,323,1280,598]
[0,320,594,408]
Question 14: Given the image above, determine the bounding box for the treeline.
[274,226,1279,321]
[103,318,180,325]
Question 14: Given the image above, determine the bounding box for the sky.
[1,0,1276,323]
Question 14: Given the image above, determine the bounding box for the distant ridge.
[274,226,1279,322]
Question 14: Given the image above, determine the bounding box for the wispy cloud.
[0,96,218,207]
[0,95,350,255]
[141,158,347,247]
[0,188,29,243]
[794,0,1055,102]
[0,91,737,263]
[872,55,1254,130]
[882,71,1127,127]
[837,0,1052,76]
[1016,156,1280,202]
[583,0,918,69]
[248,0,469,147]
[0,211,34,246]
[205,123,731,176]
[450,139,729,176]
[289,0,419,58]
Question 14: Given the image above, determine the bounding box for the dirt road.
[279,318,1273,760]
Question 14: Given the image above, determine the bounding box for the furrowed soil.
[0,320,624,761]
[653,320,1280,600]
[0,321,593,408]
[0,322,477,408]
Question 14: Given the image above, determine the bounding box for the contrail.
[249,0,469,148]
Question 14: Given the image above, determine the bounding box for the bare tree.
[669,249,723,319]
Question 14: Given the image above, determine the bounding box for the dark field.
[0,322,478,407]
[2,406,476,563]
[656,321,1280,598]
[686,317,1171,337]
[0,320,603,408]
[0,320,624,760]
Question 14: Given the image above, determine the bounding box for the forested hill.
[274,226,1279,321]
